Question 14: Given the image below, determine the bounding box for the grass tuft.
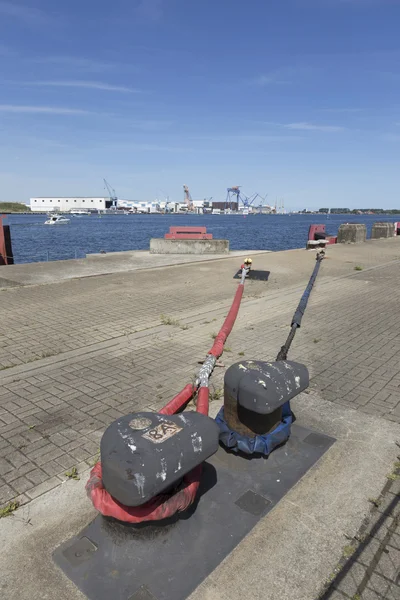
[209,388,223,402]
[0,501,19,518]
[65,467,80,481]
[368,497,381,507]
[160,314,190,330]
[0,364,16,371]
[342,545,356,558]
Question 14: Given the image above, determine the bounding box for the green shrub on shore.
[0,202,30,213]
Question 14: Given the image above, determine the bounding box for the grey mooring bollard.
[337,223,367,244]
[223,360,309,437]
[100,411,220,506]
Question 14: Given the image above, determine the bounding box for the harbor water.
[4,213,399,264]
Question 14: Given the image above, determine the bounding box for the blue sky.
[0,0,399,209]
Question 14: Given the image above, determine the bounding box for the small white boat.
[70,209,91,216]
[44,215,70,225]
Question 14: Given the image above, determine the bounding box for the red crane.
[183,185,194,211]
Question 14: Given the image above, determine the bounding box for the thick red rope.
[158,282,245,415]
[86,462,201,523]
[196,386,209,416]
[208,284,244,358]
[159,384,194,416]
[86,279,245,522]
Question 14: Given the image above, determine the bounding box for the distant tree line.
[318,208,400,215]
[0,202,31,213]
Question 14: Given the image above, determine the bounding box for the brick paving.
[319,475,400,600]
[1,241,400,599]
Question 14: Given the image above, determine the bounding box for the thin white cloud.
[5,133,71,149]
[125,120,173,131]
[23,80,141,93]
[327,0,398,4]
[319,108,363,113]
[284,122,345,132]
[251,74,289,86]
[105,142,189,153]
[195,134,302,143]
[29,56,121,73]
[250,65,318,87]
[0,1,49,25]
[0,105,93,115]
[239,134,302,142]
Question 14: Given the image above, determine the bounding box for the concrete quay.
[0,238,400,600]
[0,248,268,288]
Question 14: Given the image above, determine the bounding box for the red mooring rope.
[208,284,244,358]
[86,278,246,522]
[159,282,245,416]
[158,383,194,416]
[87,462,202,523]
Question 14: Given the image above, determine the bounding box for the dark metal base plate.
[53,424,334,600]
[234,269,270,281]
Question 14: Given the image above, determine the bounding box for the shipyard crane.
[183,185,194,211]
[241,192,259,208]
[253,193,275,214]
[225,186,258,211]
[103,178,118,208]
[226,186,241,210]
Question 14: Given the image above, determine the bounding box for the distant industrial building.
[118,199,203,213]
[30,197,113,212]
[212,201,239,212]
[118,200,161,213]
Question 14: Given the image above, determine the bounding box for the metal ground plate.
[54,424,335,600]
[233,269,270,281]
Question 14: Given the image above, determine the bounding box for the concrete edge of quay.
[1,233,400,290]
[0,235,400,291]
[0,249,270,288]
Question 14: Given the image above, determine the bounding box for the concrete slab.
[337,223,367,244]
[371,222,396,240]
[0,250,268,287]
[150,238,229,254]
[0,392,398,600]
[2,234,399,290]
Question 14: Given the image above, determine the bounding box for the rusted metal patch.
[142,421,183,444]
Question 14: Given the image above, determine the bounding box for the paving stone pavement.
[319,475,400,600]
[1,241,400,599]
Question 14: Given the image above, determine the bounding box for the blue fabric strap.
[215,402,293,455]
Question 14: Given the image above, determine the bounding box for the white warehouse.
[30,197,113,212]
